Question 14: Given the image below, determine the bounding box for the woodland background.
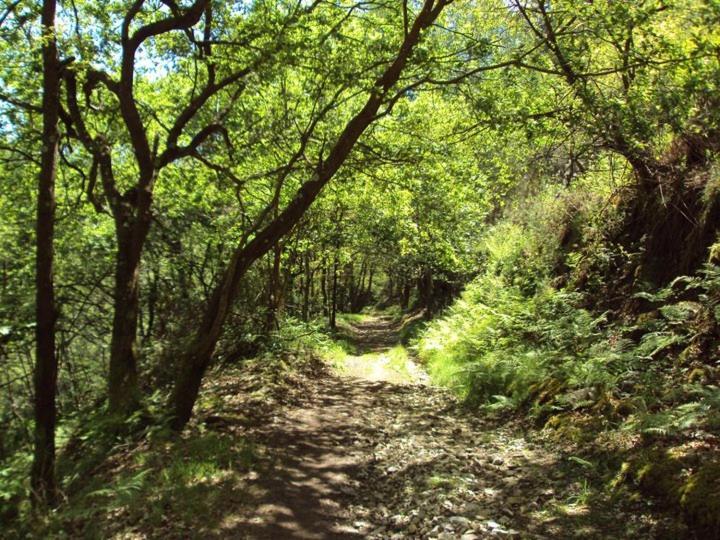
[1,0,720,537]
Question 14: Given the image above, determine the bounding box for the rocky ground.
[180,316,679,539]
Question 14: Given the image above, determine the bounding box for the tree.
[30,0,60,507]
[511,0,720,284]
[61,0,312,414]
[169,0,456,429]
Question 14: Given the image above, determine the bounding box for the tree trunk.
[386,272,395,302]
[417,267,434,313]
[343,261,354,312]
[367,264,374,297]
[143,266,159,342]
[265,243,283,332]
[107,220,149,415]
[400,278,411,311]
[302,253,312,322]
[320,258,328,316]
[168,0,452,430]
[31,0,60,508]
[330,255,339,329]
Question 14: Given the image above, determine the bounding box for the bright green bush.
[417,178,720,435]
[417,273,627,412]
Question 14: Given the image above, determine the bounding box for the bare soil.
[154,316,680,539]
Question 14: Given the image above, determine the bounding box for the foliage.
[1,0,719,532]
[420,196,720,424]
[416,170,720,534]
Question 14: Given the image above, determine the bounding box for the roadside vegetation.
[417,182,720,537]
[1,0,719,537]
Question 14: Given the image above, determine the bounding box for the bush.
[417,273,628,413]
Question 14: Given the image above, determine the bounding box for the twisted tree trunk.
[169,0,453,430]
[107,211,151,414]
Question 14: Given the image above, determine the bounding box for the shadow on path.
[122,316,674,539]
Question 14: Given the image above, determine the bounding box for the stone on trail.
[449,515,472,530]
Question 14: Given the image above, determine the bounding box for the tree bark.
[367,264,374,297]
[31,0,60,508]
[320,258,328,316]
[265,242,283,332]
[330,255,339,329]
[400,279,411,311]
[168,0,452,430]
[302,253,312,321]
[107,221,149,414]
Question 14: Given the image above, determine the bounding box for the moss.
[613,397,637,417]
[687,366,709,384]
[544,414,566,431]
[610,461,633,491]
[612,449,685,507]
[618,449,720,538]
[679,461,720,538]
[527,377,565,406]
[543,412,603,444]
[633,450,685,504]
[635,310,660,327]
[592,391,626,420]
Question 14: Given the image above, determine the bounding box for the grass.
[385,345,413,379]
[425,474,462,489]
[42,430,258,537]
[318,338,357,371]
[337,312,375,325]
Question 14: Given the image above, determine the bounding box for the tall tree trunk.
[417,267,434,313]
[107,218,149,415]
[302,253,312,322]
[400,276,411,311]
[358,258,367,293]
[343,261,354,312]
[320,258,328,316]
[143,265,159,342]
[31,0,60,507]
[366,264,374,297]
[386,272,395,302]
[265,243,283,332]
[168,0,452,430]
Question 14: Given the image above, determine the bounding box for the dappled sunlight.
[178,317,676,539]
[23,315,692,538]
[334,315,429,385]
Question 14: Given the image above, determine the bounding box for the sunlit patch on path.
[334,315,428,385]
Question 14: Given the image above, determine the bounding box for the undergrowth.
[416,181,720,536]
[2,317,335,537]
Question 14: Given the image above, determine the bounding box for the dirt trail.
[220,316,423,538]
[340,314,401,352]
[196,316,671,539]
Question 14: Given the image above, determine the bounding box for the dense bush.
[416,168,720,533]
[417,179,720,430]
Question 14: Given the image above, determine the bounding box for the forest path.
[334,314,429,385]
[196,316,662,539]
